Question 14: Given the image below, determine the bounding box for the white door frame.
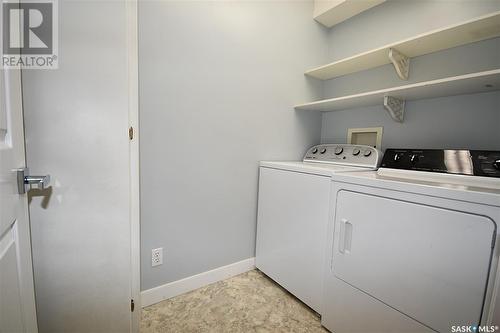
[126,0,141,331]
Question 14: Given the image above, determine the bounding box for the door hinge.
[131,299,135,312]
[129,126,134,140]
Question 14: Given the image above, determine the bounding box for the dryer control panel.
[304,144,381,168]
[381,149,500,178]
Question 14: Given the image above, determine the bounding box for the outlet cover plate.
[152,248,163,267]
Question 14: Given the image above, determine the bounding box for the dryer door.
[333,190,495,333]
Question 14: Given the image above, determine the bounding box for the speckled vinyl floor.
[140,269,329,333]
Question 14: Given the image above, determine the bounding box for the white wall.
[22,1,132,332]
[139,0,327,290]
[320,0,500,150]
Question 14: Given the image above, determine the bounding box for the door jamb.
[126,1,141,332]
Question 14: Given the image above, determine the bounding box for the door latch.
[16,168,51,194]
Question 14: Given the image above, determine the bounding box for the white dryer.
[256,144,381,314]
[322,149,500,333]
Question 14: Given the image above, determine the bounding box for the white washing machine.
[256,144,381,314]
[322,149,500,333]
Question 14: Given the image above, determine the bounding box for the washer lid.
[259,161,374,177]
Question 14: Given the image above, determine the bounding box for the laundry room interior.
[1,0,500,332]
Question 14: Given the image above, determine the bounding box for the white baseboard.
[141,257,255,307]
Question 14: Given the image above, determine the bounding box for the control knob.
[311,148,318,154]
[320,148,327,154]
[410,154,419,164]
[494,159,500,170]
[334,147,343,155]
[352,148,360,156]
[363,150,372,157]
[393,152,404,161]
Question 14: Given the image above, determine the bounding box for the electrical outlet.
[151,248,163,267]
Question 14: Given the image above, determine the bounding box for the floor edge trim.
[140,257,256,307]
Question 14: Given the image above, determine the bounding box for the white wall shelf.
[306,11,500,80]
[313,0,386,28]
[295,69,500,121]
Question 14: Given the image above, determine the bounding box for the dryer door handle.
[338,218,353,254]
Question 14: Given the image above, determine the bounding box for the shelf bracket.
[389,48,410,80]
[383,96,405,123]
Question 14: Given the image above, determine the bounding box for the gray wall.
[321,0,500,150]
[322,91,500,150]
[139,1,327,290]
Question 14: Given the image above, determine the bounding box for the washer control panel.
[381,149,500,178]
[304,144,381,168]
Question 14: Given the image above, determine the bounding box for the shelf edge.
[295,69,500,111]
[305,10,500,80]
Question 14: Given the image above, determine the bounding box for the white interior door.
[19,1,137,332]
[333,190,495,332]
[0,40,39,333]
